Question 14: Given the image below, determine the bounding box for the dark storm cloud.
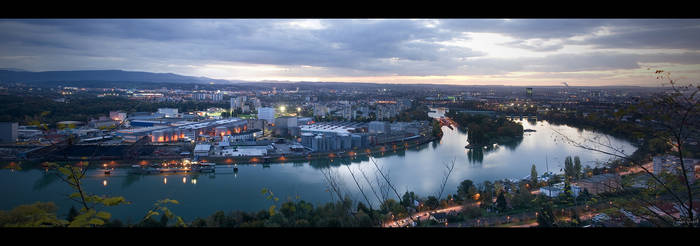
[582,24,700,50]
[440,19,609,39]
[443,19,700,51]
[1,19,699,80]
[459,51,700,75]
[0,19,484,75]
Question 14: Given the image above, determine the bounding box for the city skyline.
[1,19,700,86]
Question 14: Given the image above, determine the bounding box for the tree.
[536,202,557,227]
[457,179,475,200]
[141,199,186,227]
[431,120,443,138]
[573,156,582,180]
[0,202,67,227]
[530,164,538,186]
[479,181,495,209]
[436,159,456,201]
[558,181,575,206]
[66,206,78,222]
[495,191,508,213]
[159,214,170,227]
[511,183,534,209]
[425,196,439,210]
[564,156,574,181]
[401,191,417,208]
[49,163,129,227]
[553,70,699,226]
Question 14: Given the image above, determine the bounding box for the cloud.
[440,19,609,40]
[582,25,700,50]
[0,19,699,85]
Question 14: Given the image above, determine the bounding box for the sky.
[1,19,700,86]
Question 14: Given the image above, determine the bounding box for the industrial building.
[116,126,171,142]
[257,107,275,123]
[369,121,391,134]
[194,144,211,157]
[88,117,120,129]
[247,119,267,131]
[109,111,127,122]
[219,146,269,157]
[157,108,179,118]
[299,122,370,152]
[129,120,172,127]
[0,122,18,143]
[115,118,248,143]
[222,130,262,142]
[274,116,298,137]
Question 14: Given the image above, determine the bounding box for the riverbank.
[4,135,439,168]
[0,118,641,224]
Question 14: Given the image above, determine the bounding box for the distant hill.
[0,69,231,84]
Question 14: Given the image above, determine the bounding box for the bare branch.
[343,160,373,210]
[437,158,456,201]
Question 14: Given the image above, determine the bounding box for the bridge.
[437,117,458,128]
[503,114,538,120]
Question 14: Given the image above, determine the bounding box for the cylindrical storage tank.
[301,133,314,148]
[351,134,362,149]
[340,134,352,150]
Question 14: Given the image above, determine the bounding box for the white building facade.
[257,107,276,123]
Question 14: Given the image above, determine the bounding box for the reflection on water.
[32,172,60,191]
[0,107,637,221]
[122,174,141,189]
[467,148,484,163]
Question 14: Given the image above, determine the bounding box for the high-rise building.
[212,93,223,101]
[526,88,533,97]
[376,104,398,120]
[230,96,250,112]
[193,93,207,101]
[313,104,329,117]
[653,155,698,184]
[340,105,353,120]
[251,98,261,110]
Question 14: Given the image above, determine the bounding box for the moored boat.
[193,161,216,173]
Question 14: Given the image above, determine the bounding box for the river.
[0,108,636,222]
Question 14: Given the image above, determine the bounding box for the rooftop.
[194,144,211,152]
[579,173,620,183]
[300,121,365,135]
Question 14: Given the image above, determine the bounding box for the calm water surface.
[0,108,636,222]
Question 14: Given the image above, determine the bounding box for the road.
[383,199,603,228]
[383,202,477,227]
[382,156,652,228]
[617,162,652,175]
